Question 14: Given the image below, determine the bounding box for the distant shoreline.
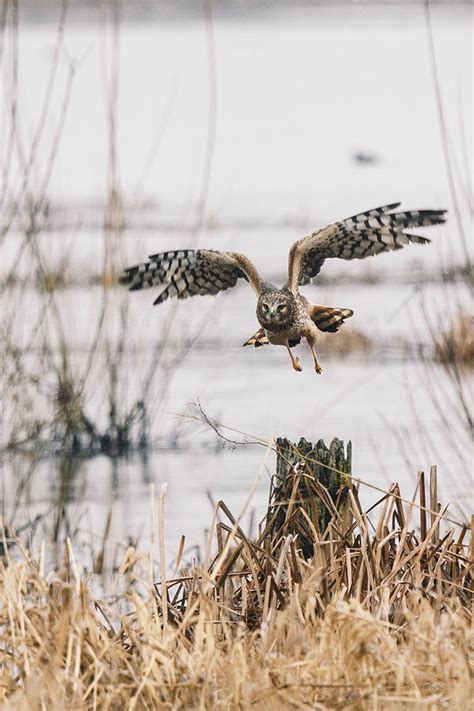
[17,1,473,25]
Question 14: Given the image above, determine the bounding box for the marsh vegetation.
[1,448,471,708]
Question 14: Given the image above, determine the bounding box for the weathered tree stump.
[267,437,352,559]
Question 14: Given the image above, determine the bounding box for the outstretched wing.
[288,203,446,293]
[120,249,263,305]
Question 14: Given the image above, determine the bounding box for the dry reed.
[1,455,472,710]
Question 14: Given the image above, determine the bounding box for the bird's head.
[256,290,295,331]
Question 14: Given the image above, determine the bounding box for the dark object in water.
[352,150,380,165]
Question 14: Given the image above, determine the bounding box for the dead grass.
[317,326,373,356]
[434,310,474,367]
[0,453,471,710]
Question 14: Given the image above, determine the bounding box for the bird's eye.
[277,304,286,311]
[262,303,269,311]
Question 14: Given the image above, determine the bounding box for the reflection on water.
[2,354,472,565]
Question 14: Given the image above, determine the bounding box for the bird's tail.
[310,304,354,333]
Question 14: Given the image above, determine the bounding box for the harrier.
[120,203,445,373]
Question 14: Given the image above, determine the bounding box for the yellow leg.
[310,344,323,374]
[286,344,302,372]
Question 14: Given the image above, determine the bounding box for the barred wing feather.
[120,249,262,305]
[288,203,446,291]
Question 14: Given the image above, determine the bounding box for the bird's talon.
[292,357,302,372]
[315,365,323,375]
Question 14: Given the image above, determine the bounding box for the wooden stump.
[267,437,352,559]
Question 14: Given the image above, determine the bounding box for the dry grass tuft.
[0,556,471,710]
[434,310,474,367]
[1,450,472,710]
[318,326,373,356]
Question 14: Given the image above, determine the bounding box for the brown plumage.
[243,305,354,348]
[120,203,446,373]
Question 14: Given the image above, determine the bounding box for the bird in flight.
[120,203,446,373]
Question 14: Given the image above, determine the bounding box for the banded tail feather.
[311,305,354,333]
[242,328,269,348]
